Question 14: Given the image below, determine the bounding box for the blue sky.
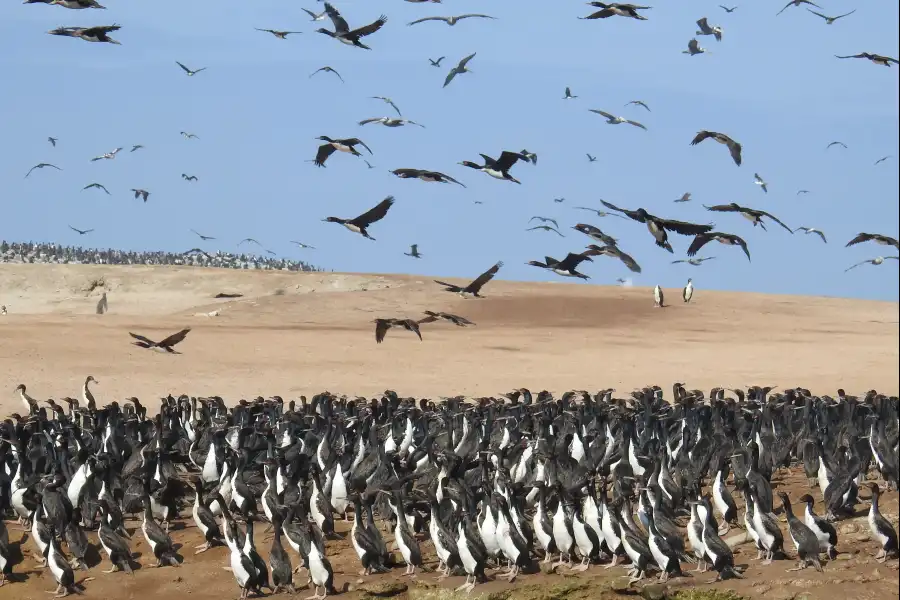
[2,1,898,301]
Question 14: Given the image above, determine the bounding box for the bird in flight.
[255,28,302,39]
[845,232,899,250]
[719,5,738,12]
[444,53,477,88]
[132,188,150,202]
[176,61,206,76]
[826,141,847,150]
[458,150,528,184]
[408,14,497,27]
[91,147,122,161]
[835,53,898,67]
[48,136,58,147]
[589,109,647,130]
[777,0,821,16]
[313,137,372,167]
[683,38,709,56]
[875,156,894,165]
[358,117,424,128]
[528,253,594,280]
[797,190,811,196]
[674,192,692,203]
[696,18,723,42]
[529,216,559,228]
[317,3,387,50]
[390,168,465,186]
[554,198,566,203]
[404,244,422,259]
[754,173,768,193]
[181,131,199,139]
[573,223,618,247]
[688,232,751,262]
[845,256,898,272]
[24,163,62,178]
[691,130,742,166]
[130,144,144,152]
[586,153,597,162]
[581,3,650,20]
[48,0,106,8]
[310,66,344,82]
[625,100,651,111]
[573,206,626,219]
[563,87,578,100]
[703,202,793,233]
[434,261,504,298]
[429,56,446,67]
[583,244,642,273]
[370,96,402,116]
[191,229,215,241]
[527,225,564,237]
[291,240,316,249]
[323,196,395,240]
[302,8,326,22]
[418,311,475,327]
[239,238,262,246]
[672,256,716,266]
[374,318,422,344]
[807,8,856,24]
[82,182,110,195]
[129,328,192,353]
[182,174,198,181]
[47,24,121,44]
[794,227,827,243]
[69,226,94,235]
[600,200,714,252]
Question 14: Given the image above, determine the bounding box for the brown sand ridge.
[0,263,898,600]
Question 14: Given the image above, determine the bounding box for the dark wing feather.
[599,200,644,222]
[375,320,389,343]
[845,232,874,247]
[158,328,191,348]
[611,248,642,273]
[350,15,388,39]
[433,280,463,292]
[351,196,394,227]
[704,203,739,213]
[557,253,591,271]
[343,138,373,154]
[690,131,715,145]
[494,151,525,172]
[658,217,714,236]
[728,140,743,166]
[756,209,793,233]
[686,233,713,257]
[314,144,336,166]
[129,332,157,346]
[323,2,350,32]
[403,320,423,341]
[464,261,503,294]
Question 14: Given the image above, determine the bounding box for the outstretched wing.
[314,143,336,167]
[612,248,642,273]
[465,261,503,294]
[352,196,394,227]
[129,332,157,346]
[375,320,389,343]
[589,109,616,120]
[350,15,388,38]
[158,328,191,348]
[686,233,713,257]
[323,2,350,32]
[845,232,874,247]
[704,203,739,213]
[659,217,714,236]
[408,16,444,26]
[690,130,715,145]
[457,52,477,69]
[434,280,463,293]
[494,151,525,172]
[757,209,793,234]
[600,200,645,223]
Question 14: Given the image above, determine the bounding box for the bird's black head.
[458,161,479,170]
[315,27,333,36]
[323,217,340,223]
[316,136,332,142]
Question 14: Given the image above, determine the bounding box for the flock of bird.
[15,1,898,292]
[0,382,897,598]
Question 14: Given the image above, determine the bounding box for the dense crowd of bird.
[0,382,897,597]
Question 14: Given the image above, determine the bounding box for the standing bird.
[807,9,856,24]
[391,168,465,186]
[25,163,62,178]
[835,53,898,67]
[777,0,821,16]
[589,109,647,130]
[845,233,899,250]
[691,131,742,166]
[696,18,723,41]
[309,66,344,82]
[313,137,372,167]
[778,492,823,572]
[443,53,477,87]
[625,100,650,111]
[69,226,94,236]
[563,87,578,99]
[794,227,827,243]
[429,56,445,67]
[599,200,714,252]
[255,28,302,39]
[654,285,665,308]
[407,14,497,27]
[129,328,192,353]
[703,203,792,233]
[322,196,394,240]
[434,261,503,298]
[864,483,898,563]
[47,24,121,44]
[317,3,387,50]
[370,96,402,116]
[132,189,150,201]
[683,38,709,56]
[683,278,694,303]
[175,61,206,76]
[844,256,899,272]
[459,150,527,183]
[404,244,422,259]
[753,173,768,193]
[687,232,751,261]
[82,182,110,194]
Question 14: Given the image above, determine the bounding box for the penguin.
[778,491,823,572]
[798,494,838,559]
[865,483,899,563]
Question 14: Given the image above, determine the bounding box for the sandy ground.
[0,264,898,600]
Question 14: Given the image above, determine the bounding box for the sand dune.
[0,264,897,411]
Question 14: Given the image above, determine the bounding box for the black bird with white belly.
[434,261,503,297]
[778,492,823,572]
[390,168,465,186]
[317,3,387,50]
[600,200,713,252]
[527,252,593,279]
[313,137,372,167]
[459,151,528,184]
[323,196,394,240]
[688,232,751,261]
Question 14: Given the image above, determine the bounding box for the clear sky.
[2,1,898,301]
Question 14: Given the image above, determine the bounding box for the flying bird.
[132,188,150,201]
[573,206,626,219]
[519,150,538,165]
[753,173,768,193]
[129,328,191,353]
[835,53,898,67]
[302,8,327,21]
[418,311,475,327]
[358,117,424,128]
[844,256,899,272]
[600,200,714,252]
[130,144,144,152]
[176,61,206,76]
[429,56,446,67]
[527,253,593,280]
[573,223,618,246]
[777,0,821,16]
[82,182,110,195]
[797,190,811,195]
[845,233,899,250]
[374,318,422,344]
[365,161,376,169]
[47,24,121,44]
[24,163,62,178]
[875,156,893,165]
[290,240,315,249]
[90,147,122,161]
[672,256,716,266]
[529,216,559,228]
[180,131,199,139]
[583,244,642,273]
[313,137,372,167]
[826,141,847,150]
[696,18,723,41]
[683,38,709,56]
[807,8,855,24]
[625,100,650,111]
[255,28,302,39]
[48,137,58,147]
[370,96,402,116]
[69,226,94,235]
[48,0,106,7]
[434,261,503,298]
[443,52,477,88]
[563,87,578,100]
[526,225,564,237]
[703,203,792,233]
[794,227,827,243]
[581,3,650,20]
[191,229,215,241]
[239,238,262,246]
[459,150,528,184]
[720,5,738,12]
[390,168,465,186]
[589,109,647,130]
[690,130,742,166]
[587,153,597,162]
[407,14,497,27]
[687,232,751,261]
[323,196,394,240]
[309,66,344,82]
[404,244,422,258]
[674,192,692,203]
[182,174,198,181]
[317,3,387,50]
